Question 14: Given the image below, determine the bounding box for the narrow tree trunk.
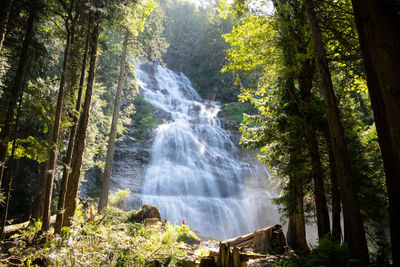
[54,31,89,235]
[351,1,400,265]
[328,145,342,242]
[298,56,331,240]
[286,130,310,254]
[306,131,331,239]
[31,161,48,220]
[287,176,309,254]
[41,7,74,231]
[0,86,23,239]
[0,0,12,52]
[98,31,129,211]
[304,0,369,261]
[0,5,36,187]
[63,12,100,227]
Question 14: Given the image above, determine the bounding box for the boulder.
[128,204,161,223]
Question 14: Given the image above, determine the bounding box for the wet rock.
[128,205,161,223]
[153,108,172,121]
[134,149,151,164]
[138,63,159,92]
[219,118,240,132]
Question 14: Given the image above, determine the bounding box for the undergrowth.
[0,204,202,266]
[274,237,364,267]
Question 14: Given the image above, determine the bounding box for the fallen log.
[223,232,254,247]
[221,224,286,254]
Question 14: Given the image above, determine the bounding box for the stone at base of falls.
[128,204,161,223]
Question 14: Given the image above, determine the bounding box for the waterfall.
[134,63,279,240]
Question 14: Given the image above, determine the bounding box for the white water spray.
[135,63,279,239]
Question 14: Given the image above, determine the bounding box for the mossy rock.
[128,204,161,223]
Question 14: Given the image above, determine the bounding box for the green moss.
[131,96,162,140]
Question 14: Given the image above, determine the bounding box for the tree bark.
[63,12,100,227]
[304,0,369,262]
[0,86,23,239]
[286,134,310,254]
[0,0,12,52]
[306,131,331,239]
[98,31,129,211]
[286,184,309,254]
[297,55,331,240]
[328,145,342,242]
[31,161,48,220]
[41,1,75,231]
[0,4,36,187]
[351,1,400,265]
[54,29,89,235]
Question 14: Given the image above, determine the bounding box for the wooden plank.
[232,247,241,267]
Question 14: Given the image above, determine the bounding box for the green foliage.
[176,224,201,245]
[117,0,157,37]
[219,102,256,123]
[2,204,198,266]
[223,1,389,244]
[161,0,238,103]
[277,238,363,267]
[109,188,131,209]
[130,95,161,140]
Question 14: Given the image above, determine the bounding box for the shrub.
[109,189,131,210]
[219,102,256,123]
[177,225,201,245]
[279,237,364,267]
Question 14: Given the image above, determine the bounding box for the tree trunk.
[297,55,331,240]
[31,161,48,220]
[0,5,36,187]
[286,183,309,254]
[304,0,369,262]
[0,86,23,239]
[41,4,75,231]
[98,31,129,211]
[306,131,331,239]
[328,145,342,242]
[0,0,12,52]
[286,134,310,254]
[351,1,400,264]
[63,12,100,227]
[54,31,89,235]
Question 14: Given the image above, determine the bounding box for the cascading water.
[135,63,279,239]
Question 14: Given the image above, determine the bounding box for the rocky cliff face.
[81,63,279,240]
[81,102,174,210]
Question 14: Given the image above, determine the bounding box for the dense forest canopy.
[0,0,399,266]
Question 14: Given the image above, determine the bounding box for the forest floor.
[0,204,291,266]
[0,203,370,267]
[0,205,211,266]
